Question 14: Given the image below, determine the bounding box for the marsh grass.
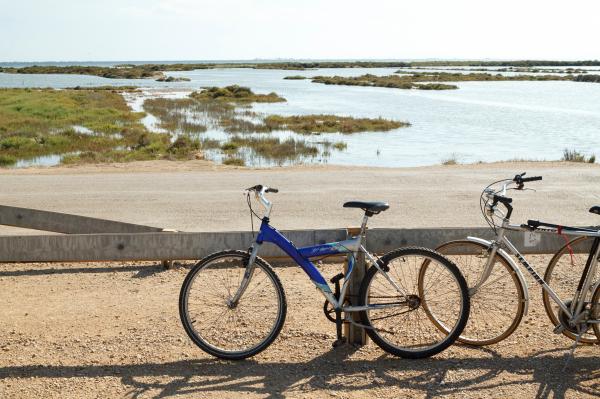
[142,87,403,165]
[139,85,410,164]
[0,154,17,166]
[263,114,409,134]
[283,75,308,80]
[441,154,459,165]
[562,149,596,163]
[311,72,587,91]
[143,97,209,134]
[0,88,212,166]
[3,61,600,81]
[222,157,246,166]
[227,135,320,164]
[0,88,147,162]
[190,85,286,103]
[67,86,141,92]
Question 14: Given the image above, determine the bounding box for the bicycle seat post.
[359,213,369,236]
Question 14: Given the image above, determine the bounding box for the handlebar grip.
[265,187,279,193]
[521,176,542,182]
[246,184,263,192]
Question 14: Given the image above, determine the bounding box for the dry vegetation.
[311,72,593,91]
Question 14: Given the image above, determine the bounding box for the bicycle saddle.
[590,206,600,215]
[343,201,389,215]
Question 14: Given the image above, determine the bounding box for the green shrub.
[223,157,245,166]
[0,154,17,166]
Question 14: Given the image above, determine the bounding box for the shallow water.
[1,66,599,167]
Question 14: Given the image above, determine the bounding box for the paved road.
[1,161,599,234]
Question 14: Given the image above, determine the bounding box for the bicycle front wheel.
[358,247,469,359]
[179,250,287,360]
[433,240,526,346]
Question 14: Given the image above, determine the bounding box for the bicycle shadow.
[0,263,173,279]
[0,346,598,398]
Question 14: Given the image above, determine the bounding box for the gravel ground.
[0,257,598,398]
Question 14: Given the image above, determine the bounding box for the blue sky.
[1,0,599,62]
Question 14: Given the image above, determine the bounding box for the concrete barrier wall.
[0,227,591,263]
[0,205,164,234]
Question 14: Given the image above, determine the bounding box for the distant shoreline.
[2,159,598,176]
[1,60,600,80]
[2,59,600,67]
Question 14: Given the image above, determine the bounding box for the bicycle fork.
[229,244,261,307]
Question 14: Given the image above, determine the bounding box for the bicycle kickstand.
[562,330,583,371]
[331,273,346,348]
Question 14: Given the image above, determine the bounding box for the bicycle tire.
[431,240,526,346]
[358,247,469,359]
[543,236,599,344]
[591,282,600,342]
[179,250,287,360]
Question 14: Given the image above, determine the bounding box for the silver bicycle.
[430,173,600,347]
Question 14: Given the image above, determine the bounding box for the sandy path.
[0,258,598,398]
[1,162,599,397]
[0,161,599,235]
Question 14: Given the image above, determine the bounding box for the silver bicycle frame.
[472,217,600,325]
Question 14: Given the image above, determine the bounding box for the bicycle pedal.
[332,337,347,348]
[553,324,566,334]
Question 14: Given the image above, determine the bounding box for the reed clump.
[562,149,596,163]
[190,85,286,103]
[227,136,319,164]
[263,114,409,134]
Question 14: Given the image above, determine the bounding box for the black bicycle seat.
[343,201,389,216]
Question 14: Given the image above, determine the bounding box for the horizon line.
[2,57,600,65]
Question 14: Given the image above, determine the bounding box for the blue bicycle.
[180,185,469,360]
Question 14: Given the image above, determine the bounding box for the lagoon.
[1,67,599,167]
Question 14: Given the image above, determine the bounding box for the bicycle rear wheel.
[179,250,287,360]
[433,240,525,346]
[358,247,469,358]
[543,236,599,344]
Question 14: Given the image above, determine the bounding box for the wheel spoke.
[181,253,285,359]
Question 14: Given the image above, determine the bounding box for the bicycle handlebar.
[483,172,542,222]
[246,185,279,194]
[246,185,278,218]
[513,172,542,189]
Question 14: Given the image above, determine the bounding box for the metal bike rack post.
[343,227,368,345]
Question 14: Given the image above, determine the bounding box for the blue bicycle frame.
[230,217,371,310]
[229,187,408,313]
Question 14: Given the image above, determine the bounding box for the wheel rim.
[543,236,599,344]
[183,254,283,355]
[365,253,466,353]
[430,241,525,346]
[591,283,600,342]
